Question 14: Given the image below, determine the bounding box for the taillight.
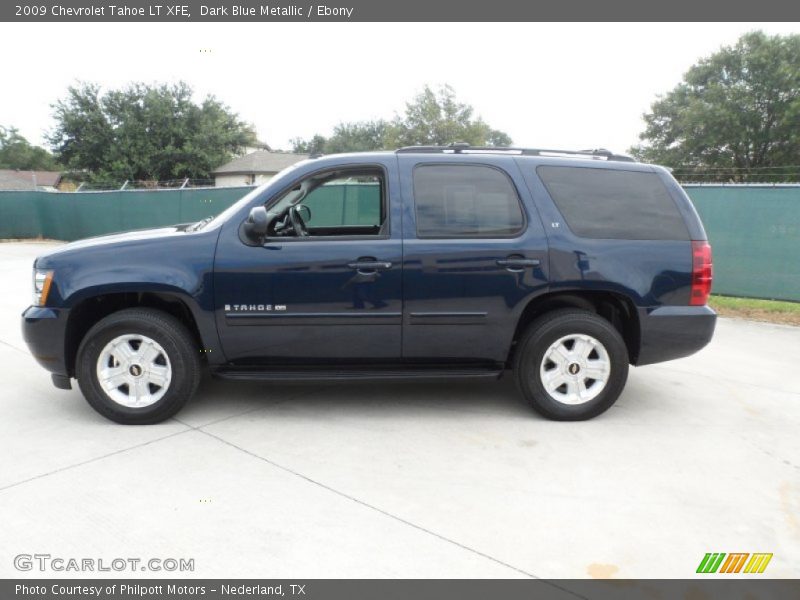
[690,241,713,306]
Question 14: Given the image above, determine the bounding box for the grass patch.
[709,295,800,326]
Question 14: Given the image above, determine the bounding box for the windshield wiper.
[188,216,214,231]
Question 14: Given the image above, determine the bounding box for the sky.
[1,22,799,155]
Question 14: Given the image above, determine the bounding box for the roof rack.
[396,143,635,162]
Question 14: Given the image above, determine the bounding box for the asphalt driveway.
[1,241,798,579]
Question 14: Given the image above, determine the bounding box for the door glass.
[269,169,385,237]
[413,164,524,237]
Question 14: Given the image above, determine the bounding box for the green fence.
[685,185,800,303]
[0,187,252,241]
[302,182,381,227]
[1,184,798,302]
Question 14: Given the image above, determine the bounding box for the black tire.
[76,308,201,424]
[514,309,629,421]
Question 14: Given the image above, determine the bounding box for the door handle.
[496,258,540,270]
[347,260,393,271]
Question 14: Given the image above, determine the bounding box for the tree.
[386,85,512,148]
[632,31,800,180]
[0,126,60,170]
[291,121,387,154]
[48,82,256,182]
[291,85,511,153]
[291,134,328,155]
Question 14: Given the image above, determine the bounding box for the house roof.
[0,169,62,190]
[212,151,309,175]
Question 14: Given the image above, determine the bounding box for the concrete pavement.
[1,241,798,579]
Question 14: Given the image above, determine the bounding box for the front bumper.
[21,305,70,377]
[635,305,717,366]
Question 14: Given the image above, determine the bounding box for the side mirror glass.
[242,206,269,243]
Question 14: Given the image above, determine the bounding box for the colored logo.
[696,553,773,574]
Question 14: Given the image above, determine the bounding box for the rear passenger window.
[537,166,690,240]
[413,164,525,237]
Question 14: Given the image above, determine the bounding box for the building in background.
[212,150,309,187]
[0,169,63,191]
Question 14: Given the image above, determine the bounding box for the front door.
[214,161,402,363]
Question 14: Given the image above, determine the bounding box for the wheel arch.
[64,289,217,377]
[508,289,640,366]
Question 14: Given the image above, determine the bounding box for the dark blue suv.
[22,145,716,424]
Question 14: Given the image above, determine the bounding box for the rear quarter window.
[536,166,690,240]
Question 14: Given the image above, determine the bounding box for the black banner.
[3,0,800,22]
[4,579,800,600]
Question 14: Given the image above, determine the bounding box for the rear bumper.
[635,305,716,366]
[21,305,70,377]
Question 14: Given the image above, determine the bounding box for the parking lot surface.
[1,241,798,578]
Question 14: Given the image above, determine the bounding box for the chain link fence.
[72,178,220,192]
[673,166,800,184]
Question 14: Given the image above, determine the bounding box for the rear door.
[398,155,549,364]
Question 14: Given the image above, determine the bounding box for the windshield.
[194,160,310,231]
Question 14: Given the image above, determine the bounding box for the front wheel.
[76,308,201,424]
[514,309,629,420]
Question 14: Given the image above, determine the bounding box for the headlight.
[33,269,54,306]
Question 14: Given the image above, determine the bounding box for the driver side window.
[272,168,386,238]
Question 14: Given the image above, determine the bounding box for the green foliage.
[48,82,256,182]
[0,126,60,171]
[385,85,512,148]
[291,134,328,155]
[632,31,800,180]
[291,121,387,155]
[292,85,511,153]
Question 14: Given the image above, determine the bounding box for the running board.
[212,367,503,383]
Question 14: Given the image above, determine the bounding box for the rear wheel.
[76,308,201,424]
[514,309,629,420]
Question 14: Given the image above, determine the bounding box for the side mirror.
[241,206,269,243]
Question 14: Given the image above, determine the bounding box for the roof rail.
[396,143,635,162]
